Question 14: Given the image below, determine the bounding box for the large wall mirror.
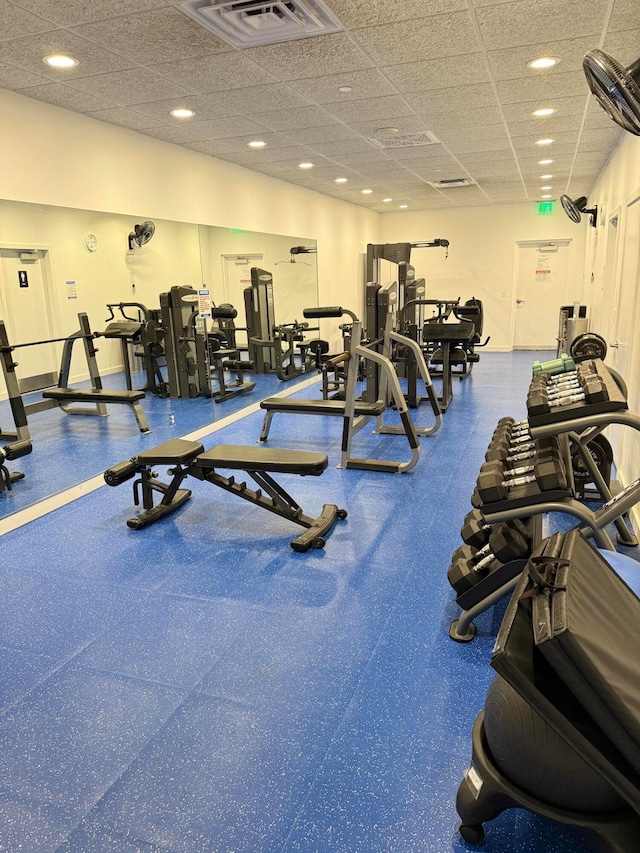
[0,198,318,520]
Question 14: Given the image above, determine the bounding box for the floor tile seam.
[70,658,207,695]
[0,374,322,540]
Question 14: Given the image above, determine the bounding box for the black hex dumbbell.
[486,436,556,465]
[476,452,567,504]
[447,524,531,594]
[527,376,608,416]
[460,508,531,549]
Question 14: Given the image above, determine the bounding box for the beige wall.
[378,200,588,351]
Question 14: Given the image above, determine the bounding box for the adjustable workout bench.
[105,439,347,551]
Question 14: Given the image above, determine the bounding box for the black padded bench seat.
[42,387,150,433]
[260,398,385,416]
[422,321,476,344]
[105,439,346,551]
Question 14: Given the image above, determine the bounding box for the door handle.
[610,341,619,348]
[516,299,525,304]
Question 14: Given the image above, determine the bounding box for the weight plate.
[569,332,607,362]
[571,434,613,483]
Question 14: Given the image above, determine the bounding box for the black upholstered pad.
[422,321,476,343]
[43,388,146,403]
[136,439,204,465]
[197,445,328,475]
[260,398,385,416]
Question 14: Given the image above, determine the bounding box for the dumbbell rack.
[449,359,640,643]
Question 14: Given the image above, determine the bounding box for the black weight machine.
[244,267,326,381]
[0,313,150,438]
[207,304,255,403]
[103,302,169,397]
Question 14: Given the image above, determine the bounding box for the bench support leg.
[127,465,192,529]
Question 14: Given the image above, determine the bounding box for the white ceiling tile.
[142,124,206,144]
[439,185,489,202]
[0,30,135,79]
[323,95,414,123]
[583,102,617,131]
[382,145,454,161]
[0,0,56,40]
[511,130,579,148]
[331,150,393,165]
[220,132,298,151]
[347,117,429,140]
[69,67,189,105]
[603,29,640,67]
[427,107,504,129]
[506,114,584,137]
[383,54,489,94]
[0,62,48,89]
[502,95,587,123]
[85,107,165,131]
[282,125,361,145]
[245,161,292,175]
[19,82,115,112]
[406,83,498,115]
[447,138,513,154]
[262,145,321,162]
[351,12,480,65]
[129,95,237,122]
[457,149,519,164]
[496,72,589,104]
[14,0,168,27]
[242,33,373,80]
[249,106,340,132]
[437,126,509,144]
[150,53,277,93]
[286,68,396,104]
[179,115,270,140]
[608,0,640,34]
[181,139,240,157]
[327,0,467,28]
[476,0,608,50]
[69,8,229,64]
[310,138,380,156]
[215,150,272,166]
[487,37,597,81]
[578,126,624,151]
[206,84,311,114]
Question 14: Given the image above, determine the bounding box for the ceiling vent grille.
[368,131,439,149]
[428,178,475,189]
[179,0,343,48]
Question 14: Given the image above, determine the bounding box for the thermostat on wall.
[84,233,98,253]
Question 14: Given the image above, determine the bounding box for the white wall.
[378,201,588,350]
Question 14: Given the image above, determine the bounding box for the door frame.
[510,238,573,349]
[0,242,61,337]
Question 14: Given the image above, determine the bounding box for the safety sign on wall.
[198,288,212,318]
[66,280,77,299]
[535,256,551,282]
[18,270,28,288]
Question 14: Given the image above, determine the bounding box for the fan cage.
[583,50,640,137]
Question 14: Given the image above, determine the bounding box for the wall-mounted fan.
[275,245,317,264]
[128,220,156,251]
[583,49,640,136]
[560,194,598,228]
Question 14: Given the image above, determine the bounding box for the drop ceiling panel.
[487,37,597,81]
[496,71,589,103]
[326,0,467,28]
[85,107,166,131]
[130,95,237,122]
[286,68,396,104]
[142,124,206,144]
[68,68,189,105]
[0,0,56,41]
[0,62,47,90]
[13,0,169,27]
[502,95,587,123]
[242,33,373,81]
[18,82,114,112]
[149,53,278,93]
[282,124,361,145]
[207,84,311,114]
[346,117,429,139]
[506,115,584,136]
[182,140,235,156]
[436,126,509,144]
[323,95,415,123]
[220,132,298,151]
[69,8,228,65]
[382,55,490,93]
[247,105,339,132]
[608,0,639,33]
[0,31,135,79]
[604,29,640,65]
[261,145,321,162]
[476,0,608,50]
[406,84,499,115]
[310,138,382,156]
[177,115,270,140]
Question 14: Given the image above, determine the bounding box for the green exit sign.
[538,201,554,215]
[229,227,245,233]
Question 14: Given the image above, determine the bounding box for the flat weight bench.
[42,387,150,434]
[259,398,386,441]
[104,438,347,551]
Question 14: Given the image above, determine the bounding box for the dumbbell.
[485,435,537,462]
[532,354,575,376]
[476,453,567,504]
[460,508,531,549]
[486,436,556,466]
[527,377,608,416]
[448,524,531,594]
[493,421,530,440]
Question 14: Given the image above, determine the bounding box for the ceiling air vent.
[179,0,343,48]
[428,178,475,189]
[367,131,440,149]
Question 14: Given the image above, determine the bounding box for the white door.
[221,254,263,346]
[513,240,573,349]
[0,249,58,393]
[595,211,621,339]
[609,197,640,390]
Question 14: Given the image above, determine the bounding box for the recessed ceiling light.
[541,185,553,190]
[538,159,554,165]
[43,54,78,68]
[383,198,393,202]
[399,204,408,209]
[170,108,196,118]
[532,107,556,117]
[541,194,552,199]
[540,174,553,179]
[338,85,352,93]
[527,57,560,70]
[335,177,348,184]
[362,189,373,194]
[298,162,314,169]
[247,140,267,148]
[535,138,554,146]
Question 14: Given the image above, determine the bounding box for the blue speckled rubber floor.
[0,352,638,853]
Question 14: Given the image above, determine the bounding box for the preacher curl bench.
[105,439,347,551]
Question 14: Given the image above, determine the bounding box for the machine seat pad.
[197,444,328,476]
[136,439,204,465]
[422,321,476,343]
[43,388,146,403]
[260,398,385,416]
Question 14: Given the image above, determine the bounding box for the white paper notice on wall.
[66,280,77,299]
[535,268,551,282]
[198,288,212,318]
